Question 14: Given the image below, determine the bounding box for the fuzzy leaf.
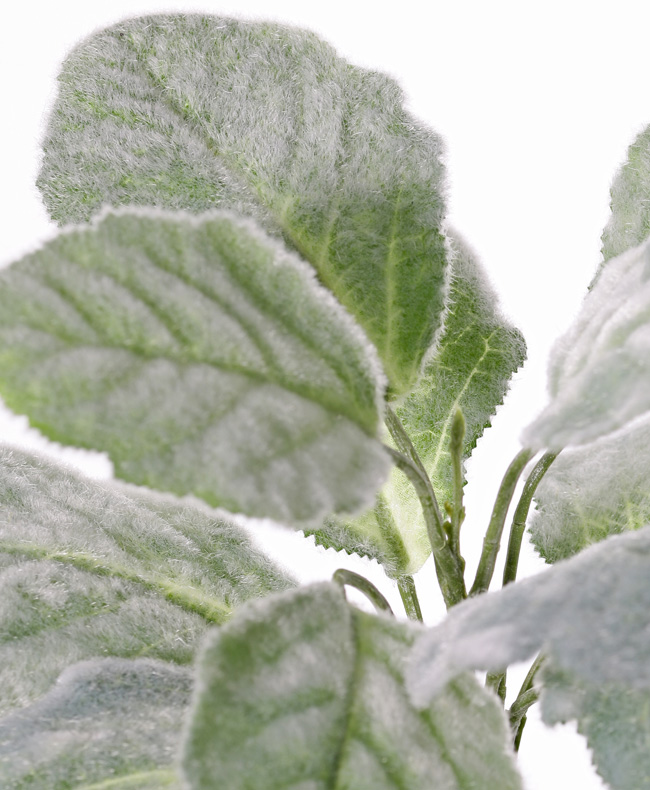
[0,209,389,525]
[37,13,449,395]
[311,232,525,576]
[523,237,650,450]
[542,662,650,790]
[0,658,189,789]
[530,417,650,562]
[602,124,650,262]
[182,583,521,790]
[0,444,292,715]
[407,525,650,709]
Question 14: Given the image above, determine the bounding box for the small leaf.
[0,658,189,789]
[38,14,449,395]
[602,124,650,262]
[407,524,650,709]
[542,661,650,790]
[310,231,526,576]
[0,444,292,714]
[530,417,650,562]
[523,237,650,450]
[182,583,521,790]
[0,208,389,525]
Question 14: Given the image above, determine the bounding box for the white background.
[3,1,649,787]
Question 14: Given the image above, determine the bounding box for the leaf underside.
[0,209,389,526]
[0,444,292,716]
[310,231,526,576]
[0,658,188,789]
[182,583,521,790]
[38,13,449,394]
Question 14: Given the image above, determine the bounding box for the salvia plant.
[2,12,650,789]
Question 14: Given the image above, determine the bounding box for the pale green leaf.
[0,444,292,715]
[37,13,449,395]
[602,124,650,262]
[523,237,650,450]
[310,232,525,576]
[0,208,389,525]
[182,583,521,790]
[407,525,650,708]
[530,417,650,562]
[542,662,650,790]
[0,658,188,789]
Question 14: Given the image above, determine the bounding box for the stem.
[332,569,394,616]
[448,408,466,564]
[502,451,559,587]
[470,448,533,597]
[508,654,545,750]
[397,575,424,622]
[385,446,466,608]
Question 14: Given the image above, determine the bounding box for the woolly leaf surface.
[310,232,525,576]
[542,661,650,790]
[602,124,650,262]
[0,658,189,789]
[523,237,650,449]
[182,582,521,790]
[0,444,292,714]
[0,209,389,525]
[530,418,650,562]
[38,13,449,395]
[407,525,650,709]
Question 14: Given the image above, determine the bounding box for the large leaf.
[0,209,389,525]
[311,231,526,576]
[523,236,650,450]
[37,13,449,395]
[530,417,650,562]
[0,444,292,715]
[0,658,189,789]
[542,662,650,790]
[407,524,650,704]
[602,124,650,262]
[182,583,521,790]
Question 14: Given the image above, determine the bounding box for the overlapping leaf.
[311,232,526,576]
[542,661,650,790]
[407,525,650,706]
[182,582,521,790]
[0,209,389,525]
[601,124,650,262]
[0,658,189,789]
[0,444,292,714]
[37,13,449,394]
[523,236,650,450]
[530,417,650,562]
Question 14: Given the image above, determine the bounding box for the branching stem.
[332,569,394,616]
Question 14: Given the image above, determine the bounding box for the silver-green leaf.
[530,417,650,562]
[0,444,292,715]
[311,232,526,576]
[38,13,449,395]
[407,525,650,707]
[0,658,189,789]
[602,124,650,262]
[182,583,521,790]
[0,209,389,525]
[523,237,650,450]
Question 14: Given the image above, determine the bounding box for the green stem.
[448,408,466,565]
[508,653,545,750]
[385,446,466,608]
[470,448,533,597]
[333,569,394,616]
[397,575,424,622]
[502,451,559,587]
